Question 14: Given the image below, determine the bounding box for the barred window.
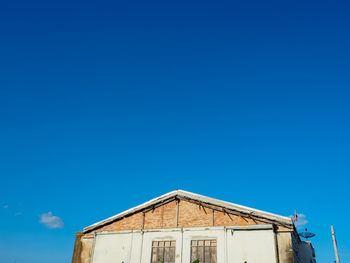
[190,240,217,263]
[151,241,176,263]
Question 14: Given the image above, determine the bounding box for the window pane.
[158,247,164,261]
[191,246,197,262]
[169,247,175,263]
[164,247,170,263]
[205,246,210,262]
[191,240,217,263]
[151,248,158,263]
[211,247,217,263]
[198,246,204,263]
[151,240,175,263]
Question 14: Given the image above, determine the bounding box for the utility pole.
[331,225,340,263]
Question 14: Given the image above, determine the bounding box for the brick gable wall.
[74,199,293,263]
[85,199,269,237]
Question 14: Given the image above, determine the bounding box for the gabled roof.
[84,190,293,233]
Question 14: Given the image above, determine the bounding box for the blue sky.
[0,0,349,262]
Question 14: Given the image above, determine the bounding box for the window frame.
[190,239,217,263]
[150,240,176,263]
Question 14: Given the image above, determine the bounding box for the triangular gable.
[83,190,293,233]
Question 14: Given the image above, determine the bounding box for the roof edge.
[83,190,293,233]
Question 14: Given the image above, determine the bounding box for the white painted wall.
[182,228,225,263]
[141,230,183,263]
[91,231,142,263]
[91,226,278,263]
[226,228,277,263]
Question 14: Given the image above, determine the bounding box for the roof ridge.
[83,190,293,233]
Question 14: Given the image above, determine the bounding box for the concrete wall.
[73,199,300,263]
[275,231,317,263]
[298,241,316,263]
[81,237,94,263]
[291,231,316,263]
[91,231,142,263]
[90,226,279,263]
[277,232,294,263]
[226,228,277,263]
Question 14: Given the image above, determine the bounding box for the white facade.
[91,225,278,263]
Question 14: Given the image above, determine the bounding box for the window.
[190,240,217,263]
[151,241,176,263]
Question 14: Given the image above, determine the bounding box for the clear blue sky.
[0,0,349,262]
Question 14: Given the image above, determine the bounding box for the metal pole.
[331,225,340,263]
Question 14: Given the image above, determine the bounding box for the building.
[71,190,316,263]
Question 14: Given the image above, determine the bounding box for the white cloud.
[40,212,64,229]
[289,213,308,229]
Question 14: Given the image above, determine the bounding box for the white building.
[71,190,316,263]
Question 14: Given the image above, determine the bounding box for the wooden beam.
[143,197,176,213]
[224,209,234,221]
[212,209,215,226]
[175,199,179,227]
[161,205,164,228]
[177,196,292,229]
[201,204,207,214]
[142,212,145,229]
